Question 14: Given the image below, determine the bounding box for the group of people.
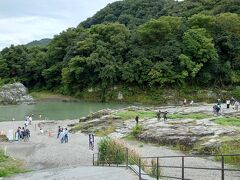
[213,97,240,115]
[15,126,30,142]
[13,114,33,142]
[157,111,168,122]
[135,110,168,125]
[57,126,69,143]
[56,126,95,151]
[183,99,194,106]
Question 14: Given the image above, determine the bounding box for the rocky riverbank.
[71,104,240,155]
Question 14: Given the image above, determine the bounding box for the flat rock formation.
[73,104,240,153]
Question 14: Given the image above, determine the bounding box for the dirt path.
[125,140,240,180]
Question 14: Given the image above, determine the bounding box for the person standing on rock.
[157,111,161,121]
[226,99,230,109]
[135,115,139,125]
[183,98,187,106]
[234,101,239,111]
[230,97,235,106]
[163,111,168,122]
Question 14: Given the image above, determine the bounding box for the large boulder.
[0,82,34,105]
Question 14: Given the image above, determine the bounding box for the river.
[0,101,127,122]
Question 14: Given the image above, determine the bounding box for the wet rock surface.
[0,82,34,105]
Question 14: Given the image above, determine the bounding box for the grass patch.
[132,125,143,137]
[0,150,28,177]
[95,126,116,137]
[215,140,240,166]
[114,111,155,120]
[123,134,137,141]
[69,124,82,133]
[169,113,212,120]
[213,117,240,127]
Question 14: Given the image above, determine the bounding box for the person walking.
[22,127,27,142]
[89,133,94,151]
[64,128,68,143]
[26,128,30,141]
[57,126,61,138]
[135,115,139,125]
[157,111,161,121]
[29,115,32,125]
[163,111,168,122]
[59,128,65,144]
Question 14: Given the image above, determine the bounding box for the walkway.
[6,166,137,180]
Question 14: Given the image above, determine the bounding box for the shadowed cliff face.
[0,82,34,105]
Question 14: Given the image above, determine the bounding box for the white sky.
[0,0,118,50]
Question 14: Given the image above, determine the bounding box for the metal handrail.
[141,154,240,159]
[139,154,240,180]
[93,149,240,180]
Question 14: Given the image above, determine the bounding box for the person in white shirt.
[226,100,230,109]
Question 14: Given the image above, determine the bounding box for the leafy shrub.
[132,125,143,137]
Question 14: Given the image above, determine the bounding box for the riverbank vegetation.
[0,150,27,177]
[0,0,239,104]
[97,137,160,177]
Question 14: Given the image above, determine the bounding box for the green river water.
[0,101,128,122]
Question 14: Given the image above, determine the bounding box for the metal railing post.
[97,153,99,166]
[139,158,141,180]
[182,156,185,180]
[93,154,95,166]
[126,148,129,169]
[157,157,159,180]
[221,155,225,180]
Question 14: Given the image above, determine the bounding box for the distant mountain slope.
[80,0,240,28]
[26,38,51,47]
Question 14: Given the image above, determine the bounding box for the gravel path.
[0,120,100,170]
[125,140,240,180]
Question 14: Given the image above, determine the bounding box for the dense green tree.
[0,0,239,97]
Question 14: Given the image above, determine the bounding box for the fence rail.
[93,150,240,180]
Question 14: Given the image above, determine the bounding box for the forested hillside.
[0,0,239,102]
[25,38,51,48]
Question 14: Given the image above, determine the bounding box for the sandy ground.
[0,120,99,170]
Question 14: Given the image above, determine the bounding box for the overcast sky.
[0,0,118,50]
